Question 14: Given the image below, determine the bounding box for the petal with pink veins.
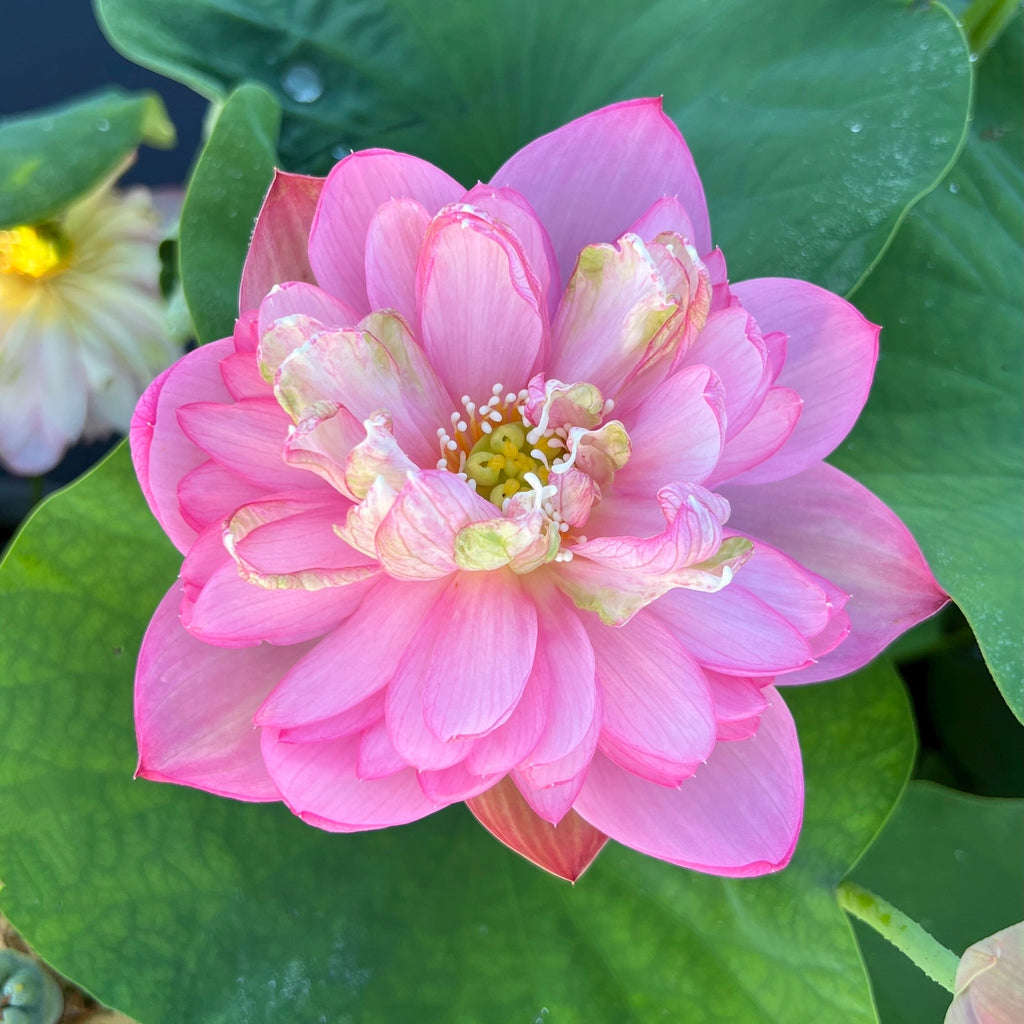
[135,585,311,800]
[261,729,442,831]
[282,403,366,499]
[707,671,769,742]
[278,691,385,744]
[130,337,235,553]
[722,463,946,682]
[467,775,608,882]
[574,688,802,875]
[706,387,802,487]
[417,763,500,803]
[357,717,410,780]
[364,197,431,325]
[513,767,589,825]
[257,281,360,340]
[730,278,879,483]
[491,97,710,281]
[309,149,464,313]
[176,459,265,534]
[256,576,447,729]
[586,609,716,786]
[240,170,324,313]
[627,196,697,247]
[416,207,546,400]
[343,412,418,499]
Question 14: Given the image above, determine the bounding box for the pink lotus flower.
[131,99,945,880]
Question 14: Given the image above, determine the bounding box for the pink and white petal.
[722,463,946,682]
[730,279,879,483]
[549,235,676,396]
[420,572,538,741]
[615,364,725,495]
[627,196,697,247]
[574,689,802,876]
[416,208,545,400]
[177,459,266,534]
[184,560,374,647]
[375,470,495,580]
[282,403,366,498]
[491,98,711,282]
[278,691,385,744]
[707,670,769,742]
[256,576,447,729]
[135,585,310,801]
[130,337,235,553]
[261,729,442,831]
[364,197,431,325]
[343,412,418,499]
[655,582,814,677]
[257,281,360,339]
[240,170,324,313]
[467,775,608,882]
[463,183,562,318]
[706,387,802,487]
[586,610,716,786]
[357,717,411,780]
[177,397,324,493]
[417,763,500,804]
[679,307,770,439]
[309,149,464,313]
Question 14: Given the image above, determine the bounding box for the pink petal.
[491,98,711,283]
[278,691,385,744]
[257,281,360,339]
[416,206,545,400]
[364,197,431,325]
[184,561,374,647]
[420,572,538,741]
[309,149,464,314]
[261,729,442,831]
[256,577,447,729]
[654,579,813,677]
[176,397,323,493]
[463,183,562,319]
[240,170,324,313]
[464,665,547,776]
[707,671,768,742]
[730,278,879,483]
[130,337,235,554]
[135,585,308,801]
[282,403,366,499]
[512,767,589,825]
[574,687,802,875]
[219,350,268,401]
[519,692,602,793]
[679,307,770,439]
[627,196,697,246]
[706,387,802,487]
[176,459,266,534]
[722,463,946,682]
[416,762,500,803]
[467,775,608,882]
[615,364,725,495]
[357,717,410,780]
[947,924,1024,1024]
[586,610,716,786]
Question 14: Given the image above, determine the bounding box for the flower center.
[434,383,562,508]
[0,223,72,280]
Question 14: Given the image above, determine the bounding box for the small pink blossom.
[131,99,946,880]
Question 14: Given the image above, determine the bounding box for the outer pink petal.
[654,582,814,677]
[416,762,500,803]
[257,281,360,338]
[416,207,545,400]
[722,463,947,682]
[135,585,308,801]
[574,687,803,875]
[309,149,464,313]
[627,196,697,247]
[463,666,547,776]
[586,610,716,786]
[512,767,589,825]
[176,460,265,535]
[707,670,769,742]
[491,98,711,282]
[467,775,608,882]
[261,729,442,831]
[364,197,431,325]
[279,691,385,744]
[255,577,447,729]
[240,170,324,313]
[130,337,235,554]
[730,279,879,483]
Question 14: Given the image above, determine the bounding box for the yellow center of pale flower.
[0,224,71,279]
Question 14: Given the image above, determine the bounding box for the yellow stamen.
[0,223,71,279]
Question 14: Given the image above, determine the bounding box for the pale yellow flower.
[0,177,180,474]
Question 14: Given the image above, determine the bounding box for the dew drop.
[96,117,110,132]
[330,143,353,160]
[968,52,979,63]
[948,181,960,194]
[848,122,863,134]
[281,64,324,104]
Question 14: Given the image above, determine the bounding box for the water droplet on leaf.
[96,118,110,132]
[281,64,324,104]
[848,122,863,134]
